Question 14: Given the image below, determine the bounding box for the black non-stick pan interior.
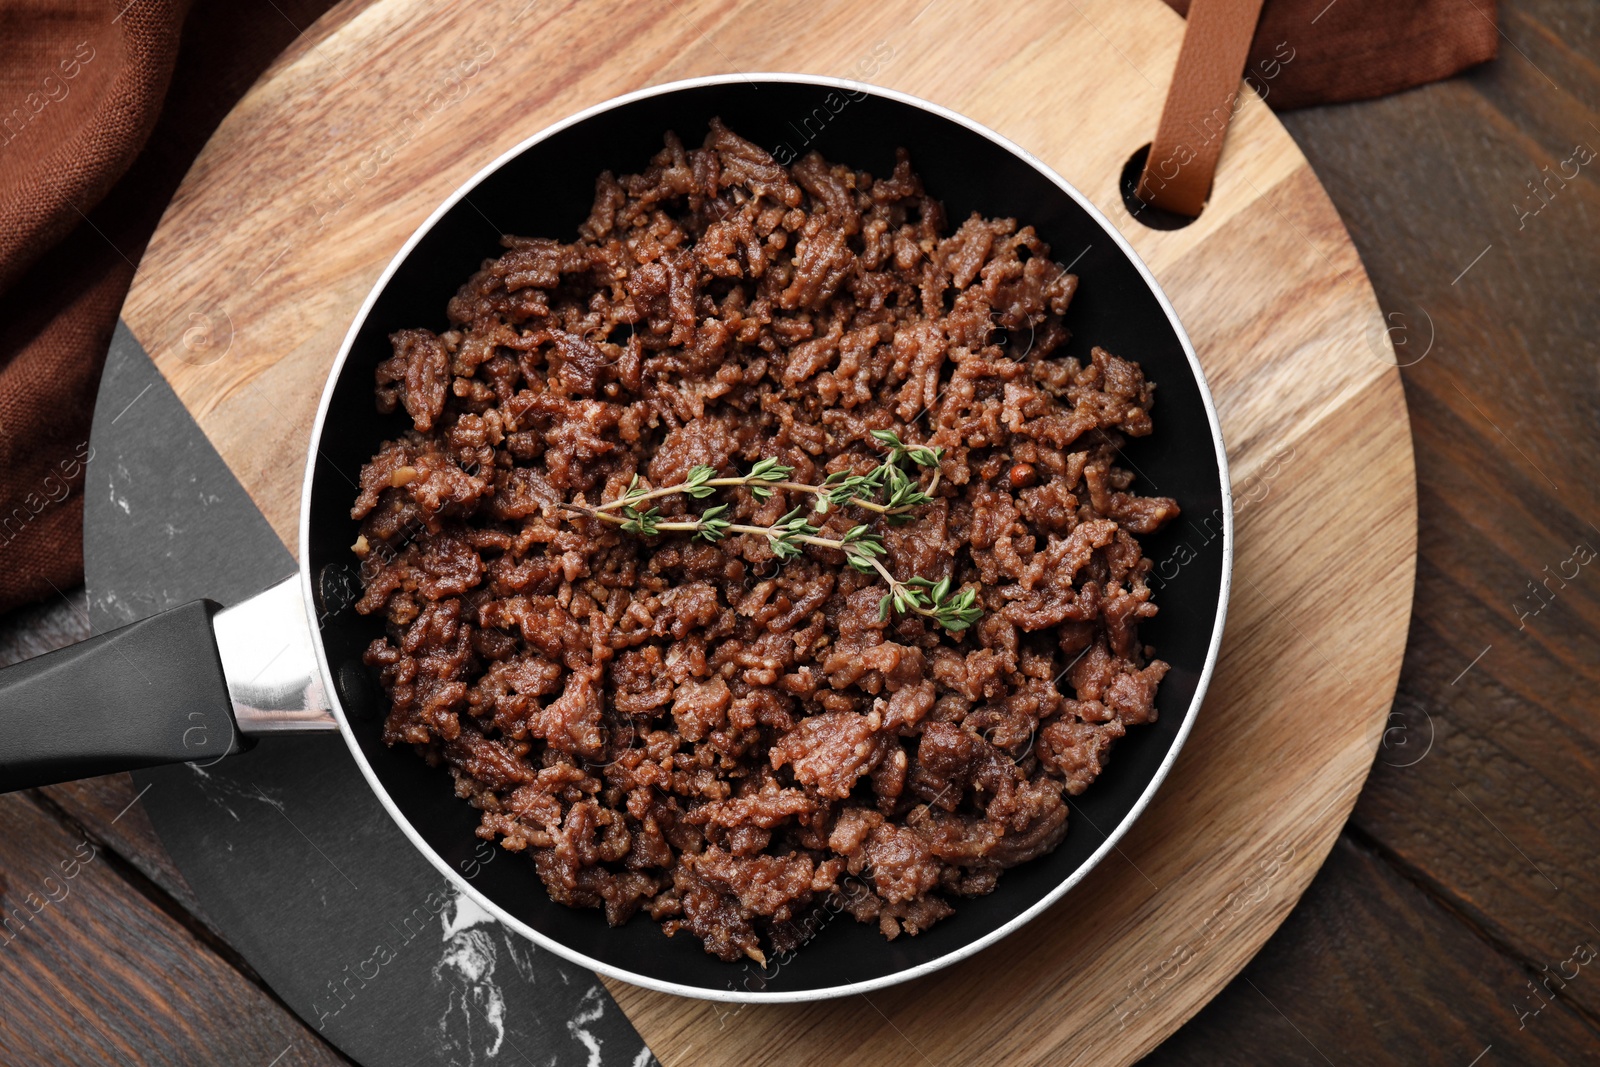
[306,79,1227,996]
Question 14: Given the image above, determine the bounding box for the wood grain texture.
[38,774,210,928]
[116,0,1416,1063]
[0,597,221,946]
[1143,835,1600,1066]
[1324,17,1600,1026]
[0,791,350,1067]
[1149,0,1600,1059]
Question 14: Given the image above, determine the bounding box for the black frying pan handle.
[0,599,243,792]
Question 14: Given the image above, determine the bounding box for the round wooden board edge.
[110,0,1421,1061]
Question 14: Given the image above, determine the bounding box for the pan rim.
[298,71,1234,1004]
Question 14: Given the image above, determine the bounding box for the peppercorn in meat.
[351,119,1179,963]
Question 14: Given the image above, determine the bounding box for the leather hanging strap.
[1135,0,1268,217]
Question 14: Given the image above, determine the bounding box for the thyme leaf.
[575,435,978,632]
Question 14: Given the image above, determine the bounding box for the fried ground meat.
[352,119,1179,962]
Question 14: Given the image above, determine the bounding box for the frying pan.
[0,75,1231,1002]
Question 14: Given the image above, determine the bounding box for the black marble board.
[84,321,661,1067]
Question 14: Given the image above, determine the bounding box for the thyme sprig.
[888,576,983,632]
[565,430,978,631]
[598,457,795,515]
[595,431,943,521]
[566,500,983,632]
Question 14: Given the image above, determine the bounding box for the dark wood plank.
[0,593,215,938]
[1142,836,1600,1065]
[0,597,226,937]
[37,774,210,927]
[1,0,1587,1061]
[0,791,349,1067]
[1151,0,1600,1057]
[1283,0,1600,1015]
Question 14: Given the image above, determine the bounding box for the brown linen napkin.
[1162,0,1500,110]
[0,0,1500,614]
[0,0,339,612]
[0,0,187,611]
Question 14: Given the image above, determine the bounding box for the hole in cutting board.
[1119,144,1201,230]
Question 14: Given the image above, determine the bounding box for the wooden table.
[1,0,1596,1063]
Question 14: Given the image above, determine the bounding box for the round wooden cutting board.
[116,0,1416,1062]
